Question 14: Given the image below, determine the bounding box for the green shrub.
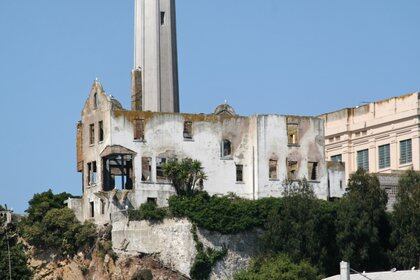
[128,202,168,222]
[20,190,97,256]
[234,254,319,280]
[169,192,274,234]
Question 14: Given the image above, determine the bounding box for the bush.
[169,192,271,234]
[128,202,168,222]
[21,190,97,256]
[234,254,319,280]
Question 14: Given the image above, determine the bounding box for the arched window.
[93,92,99,109]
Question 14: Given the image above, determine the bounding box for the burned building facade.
[67,0,330,224]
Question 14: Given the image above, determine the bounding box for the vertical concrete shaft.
[134,0,179,113]
[340,261,350,280]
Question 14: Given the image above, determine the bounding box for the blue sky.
[1,0,420,213]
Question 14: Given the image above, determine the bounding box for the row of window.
[89,121,104,145]
[133,120,300,146]
[331,139,413,171]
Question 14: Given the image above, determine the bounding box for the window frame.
[378,144,391,169]
[399,139,412,165]
[357,149,369,171]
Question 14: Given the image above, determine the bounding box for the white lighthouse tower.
[132,0,179,113]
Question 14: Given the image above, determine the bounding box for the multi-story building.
[319,93,420,203]
[67,0,331,224]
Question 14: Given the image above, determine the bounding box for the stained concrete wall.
[112,217,260,279]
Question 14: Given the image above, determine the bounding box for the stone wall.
[112,216,261,279]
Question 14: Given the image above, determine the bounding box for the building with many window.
[67,0,331,224]
[319,92,420,181]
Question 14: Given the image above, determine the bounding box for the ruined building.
[68,0,330,224]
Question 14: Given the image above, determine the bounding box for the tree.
[163,158,207,196]
[0,224,32,280]
[390,170,420,269]
[234,254,319,280]
[336,170,390,271]
[261,180,339,276]
[21,190,97,256]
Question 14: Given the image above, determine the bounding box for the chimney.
[340,261,350,280]
[131,68,143,111]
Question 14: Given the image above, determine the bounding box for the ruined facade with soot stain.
[67,0,330,224]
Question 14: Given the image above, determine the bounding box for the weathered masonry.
[67,0,332,224]
[68,82,329,223]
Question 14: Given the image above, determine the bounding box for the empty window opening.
[287,161,298,180]
[331,154,342,162]
[378,144,391,169]
[147,197,157,205]
[269,159,278,180]
[357,149,369,171]
[141,157,152,182]
[100,199,105,215]
[222,139,232,158]
[89,124,95,145]
[400,139,412,165]
[93,93,99,109]
[156,157,167,182]
[103,154,134,191]
[287,124,299,145]
[87,161,97,185]
[308,162,318,181]
[183,121,193,140]
[90,201,95,218]
[339,180,343,190]
[236,164,243,182]
[134,119,145,141]
[99,121,104,142]
[161,11,165,25]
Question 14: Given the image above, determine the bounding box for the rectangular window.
[378,144,391,169]
[236,164,243,182]
[141,157,152,182]
[134,119,145,141]
[100,200,105,215]
[308,162,318,181]
[357,149,369,171]
[147,197,157,205]
[161,11,165,25]
[183,121,193,140]
[400,139,412,165]
[331,154,342,162]
[90,201,95,218]
[287,124,299,145]
[287,161,298,180]
[98,121,104,142]
[87,161,97,185]
[269,159,278,180]
[222,139,232,158]
[156,157,167,182]
[89,124,95,145]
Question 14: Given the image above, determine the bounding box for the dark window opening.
[100,199,105,215]
[141,157,152,182]
[357,149,369,171]
[287,124,299,145]
[236,164,243,182]
[287,161,298,180]
[89,124,95,145]
[378,144,391,169]
[87,161,97,185]
[156,157,167,182]
[103,154,134,191]
[183,121,193,140]
[147,197,157,205]
[93,93,99,109]
[90,201,95,218]
[222,139,232,158]
[269,159,278,180]
[400,139,412,164]
[339,180,343,190]
[99,121,104,142]
[161,11,165,25]
[134,119,145,141]
[308,162,318,181]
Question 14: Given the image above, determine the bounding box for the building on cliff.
[67,0,335,224]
